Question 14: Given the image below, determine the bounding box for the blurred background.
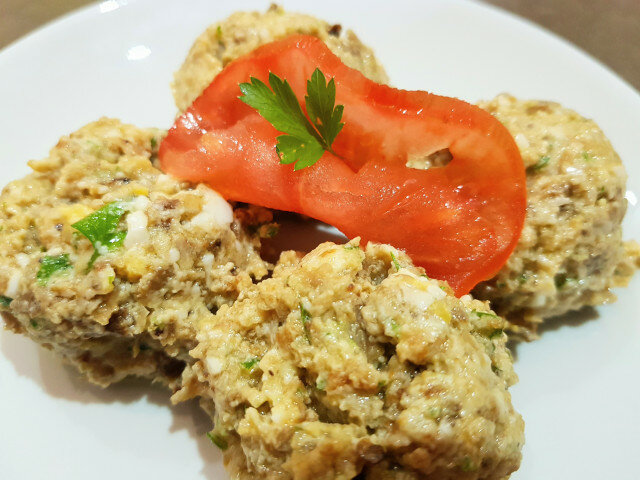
[1,0,639,91]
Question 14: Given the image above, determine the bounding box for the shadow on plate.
[507,306,600,361]
[0,328,224,477]
[261,213,346,262]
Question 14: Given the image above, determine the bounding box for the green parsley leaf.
[72,202,129,270]
[241,357,261,371]
[239,69,344,170]
[305,68,344,147]
[276,134,324,170]
[0,295,13,307]
[206,432,228,450]
[37,254,72,284]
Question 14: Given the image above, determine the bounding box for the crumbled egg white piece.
[124,196,150,249]
[125,211,149,249]
[190,185,233,229]
[132,195,150,211]
[201,253,215,271]
[514,133,530,150]
[5,272,21,297]
[15,253,30,268]
[395,270,446,312]
[206,356,224,375]
[169,247,180,263]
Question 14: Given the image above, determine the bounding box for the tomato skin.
[160,35,526,295]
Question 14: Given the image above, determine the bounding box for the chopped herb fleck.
[299,304,312,343]
[206,432,228,450]
[472,310,498,319]
[459,457,477,472]
[0,295,12,307]
[597,186,606,197]
[344,244,360,251]
[316,378,327,391]
[241,357,261,371]
[582,152,592,161]
[216,25,223,40]
[428,406,442,419]
[300,304,311,322]
[389,251,401,271]
[150,137,157,149]
[30,319,40,329]
[72,201,129,270]
[554,274,576,289]
[531,155,550,171]
[37,254,72,285]
[489,328,504,340]
[518,273,528,285]
[389,319,400,336]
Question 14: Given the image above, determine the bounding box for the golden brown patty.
[473,95,638,337]
[0,118,270,386]
[172,5,389,112]
[174,241,524,480]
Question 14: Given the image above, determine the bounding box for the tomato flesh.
[159,35,526,295]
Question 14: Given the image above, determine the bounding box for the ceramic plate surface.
[1,1,638,479]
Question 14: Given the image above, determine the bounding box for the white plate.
[1,1,638,479]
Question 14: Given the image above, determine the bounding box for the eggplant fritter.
[0,118,270,387]
[172,5,389,112]
[175,241,524,480]
[473,95,639,336]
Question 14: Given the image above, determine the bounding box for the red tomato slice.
[159,35,526,295]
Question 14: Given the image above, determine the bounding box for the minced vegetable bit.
[174,241,524,480]
[0,118,271,387]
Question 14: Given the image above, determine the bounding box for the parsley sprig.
[72,201,129,270]
[239,68,344,170]
[37,254,72,285]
